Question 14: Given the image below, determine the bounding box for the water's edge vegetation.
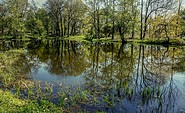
[1,35,185,46]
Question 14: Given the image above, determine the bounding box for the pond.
[1,40,185,113]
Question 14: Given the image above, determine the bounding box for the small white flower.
[64,98,68,101]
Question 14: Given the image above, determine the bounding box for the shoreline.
[1,36,185,46]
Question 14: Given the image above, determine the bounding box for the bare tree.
[141,0,174,39]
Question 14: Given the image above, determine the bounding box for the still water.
[1,40,185,113]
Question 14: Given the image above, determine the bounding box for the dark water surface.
[1,40,185,113]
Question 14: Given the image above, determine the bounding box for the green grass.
[63,35,89,42]
[92,37,121,43]
[0,49,29,88]
[62,35,185,45]
[127,38,185,45]
[0,89,61,113]
[64,35,121,43]
[1,34,185,46]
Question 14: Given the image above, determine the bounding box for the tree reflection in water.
[83,43,185,113]
[26,40,90,76]
[1,40,185,112]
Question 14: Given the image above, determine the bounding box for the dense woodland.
[0,0,185,43]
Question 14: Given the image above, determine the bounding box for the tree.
[25,1,47,37]
[0,0,184,43]
[35,8,49,37]
[63,0,87,36]
[112,0,115,39]
[131,0,138,39]
[85,0,98,39]
[6,0,29,38]
[103,0,111,38]
[45,0,66,37]
[0,1,8,36]
[180,9,185,36]
[116,0,133,43]
[140,0,174,39]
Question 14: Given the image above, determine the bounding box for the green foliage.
[0,50,27,87]
[0,90,61,113]
[25,9,46,38]
[129,38,185,45]
[180,9,185,36]
[0,0,184,43]
[19,100,61,113]
[66,35,89,42]
[149,14,183,40]
[0,89,26,113]
[115,0,134,38]
[6,0,28,38]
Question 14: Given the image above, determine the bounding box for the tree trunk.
[164,25,170,44]
[93,0,96,38]
[67,17,70,37]
[1,19,4,36]
[105,0,108,38]
[118,26,126,43]
[56,20,60,37]
[2,25,4,36]
[142,21,147,39]
[112,0,115,40]
[132,24,135,39]
[176,0,182,37]
[131,1,135,39]
[97,8,100,39]
[71,22,76,35]
[140,0,143,40]
[64,18,67,36]
[61,18,64,37]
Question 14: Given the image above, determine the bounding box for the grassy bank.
[92,37,185,45]
[63,35,91,42]
[127,38,185,45]
[63,35,185,45]
[1,35,185,46]
[0,90,61,113]
[92,38,121,43]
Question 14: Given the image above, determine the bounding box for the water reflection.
[0,40,26,51]
[1,40,185,112]
[26,40,89,76]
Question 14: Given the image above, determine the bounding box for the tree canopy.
[0,0,184,42]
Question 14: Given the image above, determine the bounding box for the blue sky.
[0,0,185,9]
[28,0,47,7]
[24,0,185,9]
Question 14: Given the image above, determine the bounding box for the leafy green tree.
[63,0,88,36]
[45,0,65,37]
[25,6,46,37]
[180,9,185,36]
[36,8,51,37]
[0,2,7,36]
[6,0,28,38]
[0,0,184,43]
[115,0,133,43]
